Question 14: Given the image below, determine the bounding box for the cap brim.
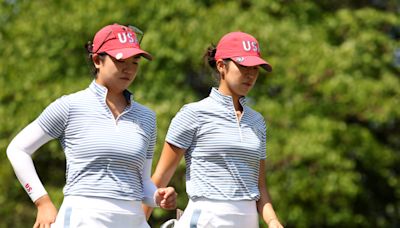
[106,48,153,61]
[232,56,272,72]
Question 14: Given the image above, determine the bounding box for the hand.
[33,195,58,228]
[154,187,177,210]
[268,218,284,228]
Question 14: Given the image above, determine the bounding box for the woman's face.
[218,60,259,97]
[94,54,141,92]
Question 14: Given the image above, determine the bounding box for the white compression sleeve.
[6,120,53,202]
[142,158,158,207]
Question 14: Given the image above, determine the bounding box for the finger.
[160,203,174,210]
[161,199,177,209]
[160,198,174,208]
[164,193,177,203]
[162,188,176,199]
[159,199,169,207]
[157,188,166,197]
[35,222,43,228]
[167,187,175,194]
[167,194,178,205]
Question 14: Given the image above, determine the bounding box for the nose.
[245,67,258,78]
[122,62,138,75]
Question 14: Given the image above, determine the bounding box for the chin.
[240,89,251,96]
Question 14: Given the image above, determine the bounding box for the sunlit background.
[0,1,399,227]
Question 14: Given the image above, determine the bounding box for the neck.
[107,92,128,118]
[217,87,243,112]
[233,97,243,112]
[95,78,127,96]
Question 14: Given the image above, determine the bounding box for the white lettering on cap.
[127,33,134,43]
[118,33,127,43]
[118,32,136,44]
[242,41,259,52]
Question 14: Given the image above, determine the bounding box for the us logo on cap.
[242,41,259,52]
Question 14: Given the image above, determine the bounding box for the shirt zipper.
[233,108,243,142]
[114,107,130,127]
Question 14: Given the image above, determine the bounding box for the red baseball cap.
[215,32,272,72]
[92,23,152,60]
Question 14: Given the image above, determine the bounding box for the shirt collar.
[89,80,133,104]
[209,87,247,108]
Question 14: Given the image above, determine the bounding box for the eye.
[243,65,258,71]
[132,57,141,64]
[109,56,125,63]
[237,64,247,70]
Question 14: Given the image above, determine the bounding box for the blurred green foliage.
[1,0,399,227]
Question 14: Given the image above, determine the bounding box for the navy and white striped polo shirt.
[37,80,156,201]
[166,88,266,201]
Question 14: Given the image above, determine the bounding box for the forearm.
[143,172,171,219]
[258,160,282,227]
[7,121,52,202]
[143,142,184,219]
[142,157,158,219]
[257,196,279,225]
[151,143,183,187]
[142,159,158,207]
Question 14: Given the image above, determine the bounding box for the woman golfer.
[146,31,283,228]
[7,23,176,228]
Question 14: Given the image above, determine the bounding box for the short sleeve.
[165,105,199,149]
[37,96,70,139]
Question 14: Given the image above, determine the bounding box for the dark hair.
[85,41,106,77]
[203,44,230,82]
[204,44,217,71]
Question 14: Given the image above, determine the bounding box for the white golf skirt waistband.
[175,198,259,228]
[61,195,144,213]
[52,195,149,228]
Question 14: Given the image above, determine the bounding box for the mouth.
[120,76,132,81]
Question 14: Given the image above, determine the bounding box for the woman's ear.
[216,59,224,71]
[92,54,102,68]
[216,59,226,79]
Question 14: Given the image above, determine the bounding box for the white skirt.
[174,198,259,228]
[51,196,150,228]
